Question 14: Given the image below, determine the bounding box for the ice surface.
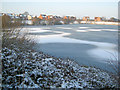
[24,27,118,62]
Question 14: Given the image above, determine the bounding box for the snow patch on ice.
[76,30,88,32]
[79,27,90,29]
[56,27,72,29]
[101,29,118,31]
[88,29,102,31]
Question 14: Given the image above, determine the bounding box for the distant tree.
[2,14,22,28]
[63,19,71,24]
[23,11,29,16]
[2,15,11,28]
[2,15,23,48]
[32,17,40,25]
[47,19,54,25]
[53,20,62,25]
[110,17,118,22]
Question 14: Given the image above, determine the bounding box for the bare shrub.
[107,52,120,88]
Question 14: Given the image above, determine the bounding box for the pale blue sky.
[1,1,119,19]
[1,0,119,2]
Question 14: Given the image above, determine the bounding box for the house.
[46,15,54,20]
[5,13,14,19]
[23,12,29,16]
[38,14,46,20]
[11,14,20,19]
[27,15,33,20]
[40,20,49,25]
[69,16,76,21]
[83,16,90,21]
[64,16,69,19]
[101,17,106,21]
[32,17,40,25]
[59,21,64,24]
[73,21,79,24]
[53,16,62,20]
[19,14,27,20]
[94,17,102,21]
[110,17,118,22]
[63,16,76,20]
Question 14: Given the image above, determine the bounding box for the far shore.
[23,20,120,26]
[80,21,120,26]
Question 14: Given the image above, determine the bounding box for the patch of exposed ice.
[88,48,118,62]
[0,74,2,79]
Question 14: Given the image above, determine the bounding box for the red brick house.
[83,16,90,21]
[94,17,102,21]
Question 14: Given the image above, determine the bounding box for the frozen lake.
[24,24,118,73]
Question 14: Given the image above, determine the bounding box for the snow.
[29,29,51,33]
[76,30,88,32]
[23,27,118,61]
[27,29,118,61]
[88,29,102,31]
[81,21,119,25]
[22,28,51,33]
[77,28,118,32]
[57,27,72,29]
[101,29,118,31]
[79,27,90,29]
[16,74,24,77]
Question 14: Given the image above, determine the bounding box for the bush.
[2,14,35,51]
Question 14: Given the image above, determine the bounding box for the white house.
[27,15,32,20]
[73,21,79,24]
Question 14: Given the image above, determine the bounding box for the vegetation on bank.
[2,47,117,88]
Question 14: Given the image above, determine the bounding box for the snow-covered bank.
[2,46,118,88]
[80,21,120,26]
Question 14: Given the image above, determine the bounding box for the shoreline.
[80,21,120,26]
[23,19,120,26]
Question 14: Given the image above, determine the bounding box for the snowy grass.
[2,46,118,89]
